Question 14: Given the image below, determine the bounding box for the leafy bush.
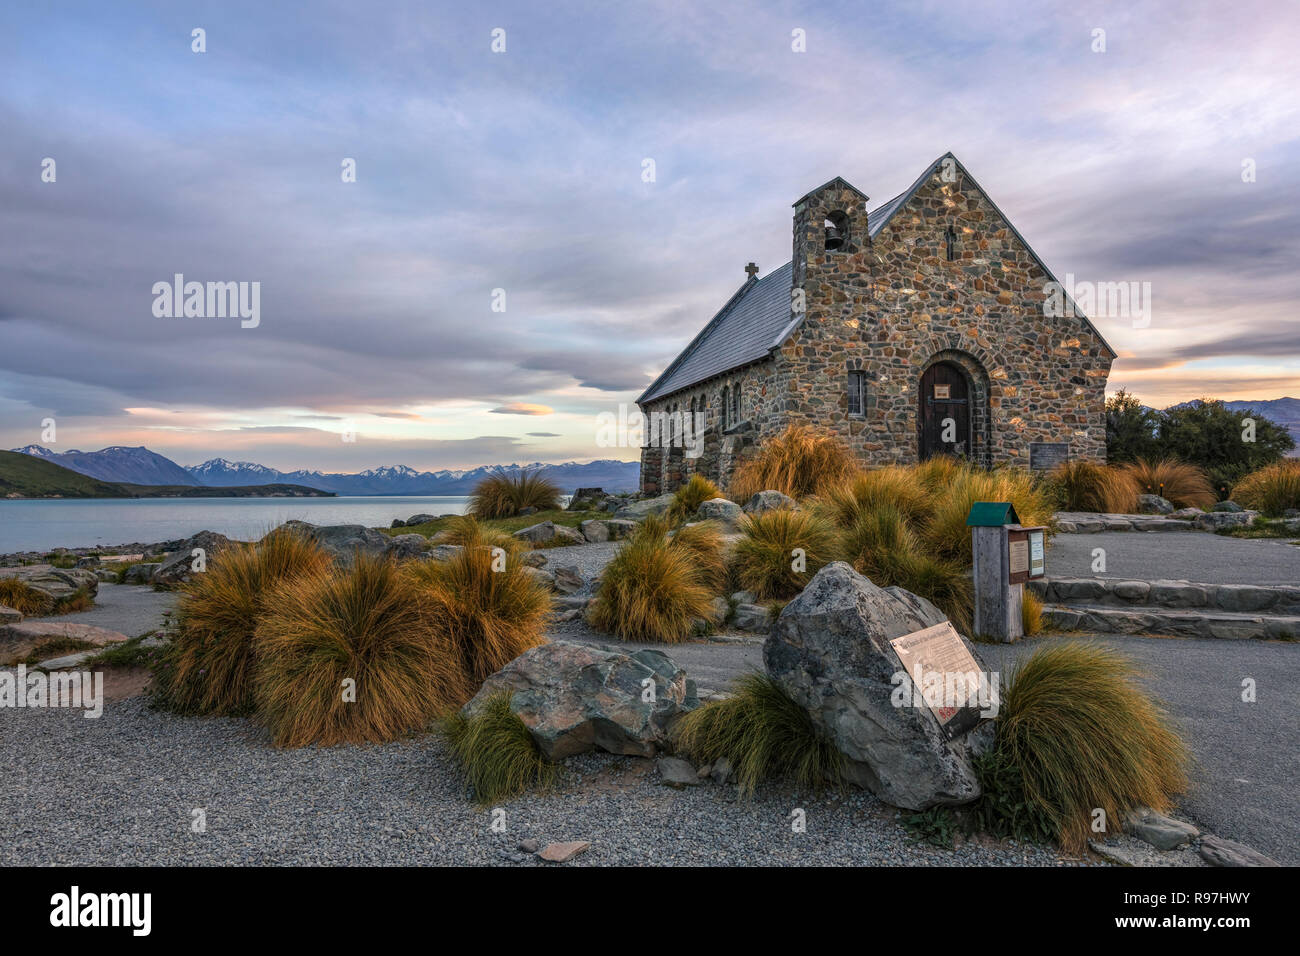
[992,642,1187,853]
[669,473,722,522]
[406,517,550,694]
[729,424,856,501]
[1045,460,1139,514]
[443,693,556,803]
[588,517,718,643]
[1105,388,1161,463]
[1159,399,1294,486]
[153,529,330,716]
[1232,460,1300,517]
[1121,458,1215,509]
[969,748,1056,845]
[254,555,463,747]
[469,469,561,519]
[731,510,838,599]
[673,673,843,797]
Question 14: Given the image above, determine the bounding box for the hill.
[0,451,333,499]
[13,444,201,485]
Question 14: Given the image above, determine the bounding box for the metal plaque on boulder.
[890,622,989,741]
[1028,441,1070,471]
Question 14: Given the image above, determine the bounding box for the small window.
[945,226,957,262]
[848,370,867,416]
[824,211,850,252]
[731,383,741,424]
[721,386,730,428]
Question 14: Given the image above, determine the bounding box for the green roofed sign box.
[966,502,1020,527]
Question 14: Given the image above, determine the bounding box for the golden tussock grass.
[729,424,856,501]
[1121,458,1215,510]
[1230,460,1300,516]
[731,509,839,600]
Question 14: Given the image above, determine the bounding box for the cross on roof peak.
[744,262,759,279]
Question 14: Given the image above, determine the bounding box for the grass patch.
[1021,589,1044,637]
[731,509,838,600]
[405,517,550,694]
[992,641,1188,853]
[254,555,463,747]
[1232,460,1300,516]
[729,424,856,501]
[1214,517,1300,540]
[1046,460,1139,514]
[443,693,557,803]
[668,473,722,522]
[1122,457,1215,509]
[0,580,94,616]
[4,636,97,668]
[588,516,718,643]
[468,469,561,520]
[673,672,844,797]
[152,528,331,717]
[82,635,167,670]
[968,748,1057,845]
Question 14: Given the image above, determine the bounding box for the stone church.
[636,152,1115,495]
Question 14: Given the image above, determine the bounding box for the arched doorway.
[918,361,973,460]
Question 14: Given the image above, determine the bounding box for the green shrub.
[673,673,843,797]
[968,748,1057,845]
[992,642,1188,852]
[469,469,561,519]
[443,693,556,803]
[731,509,838,599]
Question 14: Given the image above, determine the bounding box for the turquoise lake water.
[0,496,474,552]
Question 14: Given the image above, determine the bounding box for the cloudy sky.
[2,0,1298,472]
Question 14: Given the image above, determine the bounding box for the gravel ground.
[1046,531,1300,584]
[0,697,1088,866]
[24,583,177,637]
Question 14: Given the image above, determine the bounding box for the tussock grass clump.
[469,469,561,520]
[443,693,556,803]
[407,518,550,694]
[921,465,1053,564]
[667,519,728,592]
[673,673,843,797]
[993,642,1188,853]
[255,555,463,747]
[732,509,838,599]
[814,466,932,529]
[588,517,718,643]
[669,473,722,522]
[1021,588,1044,636]
[1232,460,1300,516]
[0,579,54,616]
[729,424,856,501]
[435,513,525,558]
[1047,460,1139,514]
[153,529,330,716]
[1122,458,1215,509]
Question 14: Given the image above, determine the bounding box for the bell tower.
[790,175,873,337]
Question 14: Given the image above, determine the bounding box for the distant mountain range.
[10,445,641,495]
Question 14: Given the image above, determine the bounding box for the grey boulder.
[1136,494,1174,515]
[274,522,390,566]
[512,521,585,546]
[0,565,99,601]
[612,494,675,521]
[385,534,429,560]
[578,519,610,543]
[462,641,699,760]
[696,497,742,525]
[763,562,989,810]
[153,530,235,586]
[743,490,798,514]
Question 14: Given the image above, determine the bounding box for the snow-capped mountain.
[9,445,201,486]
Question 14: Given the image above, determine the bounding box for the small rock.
[705,596,729,626]
[538,841,591,863]
[730,590,756,606]
[578,519,610,543]
[518,838,539,854]
[1124,808,1198,850]
[390,518,406,529]
[1212,500,1244,513]
[657,756,702,788]
[732,603,771,632]
[520,551,549,568]
[710,757,734,784]
[512,521,585,546]
[385,534,429,561]
[1198,834,1279,867]
[696,498,742,525]
[405,514,437,526]
[0,605,22,624]
[1136,494,1174,515]
[552,566,584,595]
[743,490,797,514]
[603,519,638,540]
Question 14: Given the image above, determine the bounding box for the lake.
[0,496,476,553]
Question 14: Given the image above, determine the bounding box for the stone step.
[1052,511,1264,533]
[1030,577,1300,614]
[1043,603,1300,641]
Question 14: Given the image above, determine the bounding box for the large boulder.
[603,519,638,540]
[568,488,606,511]
[612,494,675,521]
[696,498,742,526]
[0,565,99,601]
[1193,510,1259,531]
[271,522,391,566]
[153,530,235,586]
[578,519,609,543]
[512,521,585,547]
[462,641,700,759]
[385,534,429,561]
[763,562,989,810]
[743,490,798,514]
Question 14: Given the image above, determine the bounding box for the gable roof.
[637,153,1115,406]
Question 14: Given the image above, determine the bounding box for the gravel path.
[1046,531,1300,584]
[25,583,177,637]
[0,697,1086,866]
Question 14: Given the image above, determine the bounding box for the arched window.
[731,383,741,425]
[945,225,957,262]
[721,387,730,428]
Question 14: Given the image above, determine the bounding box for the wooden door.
[918,362,971,460]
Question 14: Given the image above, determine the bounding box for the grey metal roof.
[637,153,1115,406]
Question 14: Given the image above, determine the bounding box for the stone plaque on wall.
[1028,441,1070,471]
